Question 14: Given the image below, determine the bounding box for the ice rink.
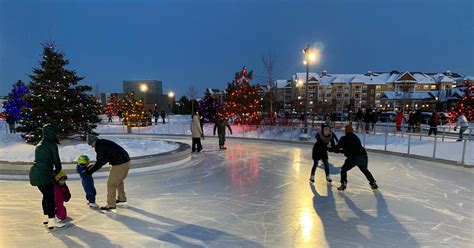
[0,137,472,247]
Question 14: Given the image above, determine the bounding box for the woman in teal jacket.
[29,124,65,229]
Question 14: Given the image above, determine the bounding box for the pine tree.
[3,80,29,120]
[104,93,122,116]
[450,80,473,121]
[197,93,220,123]
[121,92,148,126]
[221,66,261,124]
[17,43,102,143]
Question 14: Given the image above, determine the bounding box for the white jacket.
[455,115,469,128]
[191,115,203,138]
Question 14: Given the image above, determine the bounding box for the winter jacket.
[333,133,367,158]
[356,111,364,120]
[29,125,62,186]
[364,112,372,123]
[312,131,338,161]
[395,113,405,125]
[77,165,97,203]
[6,115,15,124]
[191,115,203,138]
[455,115,469,128]
[54,182,71,220]
[87,139,130,174]
[214,119,232,135]
[428,116,437,127]
[408,113,415,125]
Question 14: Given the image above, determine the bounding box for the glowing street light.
[300,44,319,139]
[168,91,175,98]
[140,83,148,93]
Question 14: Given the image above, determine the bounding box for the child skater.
[76,155,98,208]
[310,123,339,183]
[53,172,71,221]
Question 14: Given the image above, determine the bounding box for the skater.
[6,113,16,133]
[53,171,71,221]
[332,124,378,191]
[213,115,233,149]
[395,111,405,132]
[76,155,98,208]
[86,135,131,213]
[160,110,166,124]
[408,111,415,132]
[191,113,203,152]
[107,113,113,123]
[309,123,339,183]
[428,112,438,136]
[454,113,469,141]
[153,109,159,125]
[364,109,372,133]
[356,109,364,132]
[29,124,65,229]
[414,109,422,133]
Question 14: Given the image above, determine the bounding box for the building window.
[363,86,368,90]
[344,94,349,97]
[336,93,342,98]
[362,93,367,97]
[355,93,360,98]
[376,93,381,97]
[370,90,375,94]
[376,85,381,90]
[431,85,436,89]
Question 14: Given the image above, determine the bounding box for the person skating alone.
[332,124,378,191]
[309,123,339,183]
[76,155,98,208]
[29,124,65,229]
[86,135,131,213]
[428,112,438,136]
[454,113,469,141]
[53,171,71,221]
[213,115,233,149]
[6,113,16,133]
[191,113,204,152]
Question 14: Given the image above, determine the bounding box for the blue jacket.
[76,165,96,203]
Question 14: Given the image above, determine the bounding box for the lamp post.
[168,91,175,112]
[301,44,318,140]
[140,83,148,110]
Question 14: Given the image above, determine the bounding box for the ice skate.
[326,176,332,183]
[116,199,128,207]
[47,217,65,229]
[337,182,347,191]
[100,206,117,214]
[88,202,99,208]
[370,182,378,190]
[309,175,315,183]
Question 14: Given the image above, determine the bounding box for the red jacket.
[54,183,71,220]
[395,113,405,125]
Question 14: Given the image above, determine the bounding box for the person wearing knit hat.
[53,171,71,221]
[309,123,339,183]
[86,134,131,213]
[76,155,98,208]
[332,124,378,191]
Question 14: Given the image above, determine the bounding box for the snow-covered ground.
[0,137,472,247]
[0,133,178,163]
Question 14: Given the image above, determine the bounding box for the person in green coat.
[29,124,65,229]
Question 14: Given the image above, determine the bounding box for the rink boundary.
[0,138,191,180]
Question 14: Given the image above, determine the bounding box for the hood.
[42,124,58,141]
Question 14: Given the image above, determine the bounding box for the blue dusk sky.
[0,0,472,98]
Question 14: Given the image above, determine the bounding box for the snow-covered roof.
[293,73,320,82]
[380,91,434,100]
[412,73,436,83]
[274,80,291,88]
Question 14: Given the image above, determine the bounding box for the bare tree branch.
[260,50,279,87]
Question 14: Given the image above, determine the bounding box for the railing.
[1,120,472,166]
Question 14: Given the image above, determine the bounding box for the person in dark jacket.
[428,112,438,136]
[310,124,339,183]
[6,114,16,133]
[160,110,166,124]
[29,124,65,229]
[76,155,98,208]
[213,115,233,149]
[332,124,378,191]
[356,109,364,132]
[408,111,415,132]
[414,110,422,133]
[86,135,131,213]
[364,109,372,133]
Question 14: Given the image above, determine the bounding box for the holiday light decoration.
[3,80,29,120]
[197,93,220,123]
[220,66,261,124]
[104,93,122,116]
[449,80,473,121]
[121,92,148,127]
[17,43,102,143]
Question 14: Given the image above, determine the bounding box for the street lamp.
[301,44,318,139]
[140,83,148,110]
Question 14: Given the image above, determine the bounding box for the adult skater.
[309,123,338,183]
[213,115,233,149]
[29,124,65,229]
[332,124,378,191]
[191,112,204,152]
[454,113,469,141]
[86,135,131,213]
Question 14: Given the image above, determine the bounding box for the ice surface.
[0,137,472,247]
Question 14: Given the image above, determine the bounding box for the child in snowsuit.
[76,155,98,208]
[53,171,71,221]
[310,124,338,183]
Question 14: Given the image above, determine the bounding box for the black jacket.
[334,133,367,158]
[312,132,338,160]
[88,139,130,174]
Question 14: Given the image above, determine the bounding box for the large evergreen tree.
[104,93,122,116]
[17,43,101,143]
[450,80,473,121]
[221,66,261,124]
[197,93,220,123]
[121,92,148,126]
[3,80,29,120]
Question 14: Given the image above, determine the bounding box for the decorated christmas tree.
[121,92,148,127]
[450,80,473,121]
[3,80,30,120]
[17,43,102,143]
[197,93,220,123]
[221,66,261,124]
[104,93,122,116]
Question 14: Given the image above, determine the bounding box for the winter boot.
[221,146,227,150]
[47,217,65,229]
[337,182,347,191]
[116,199,128,207]
[88,202,99,208]
[326,176,332,183]
[100,206,117,214]
[43,215,49,225]
[370,182,378,190]
[309,175,315,183]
